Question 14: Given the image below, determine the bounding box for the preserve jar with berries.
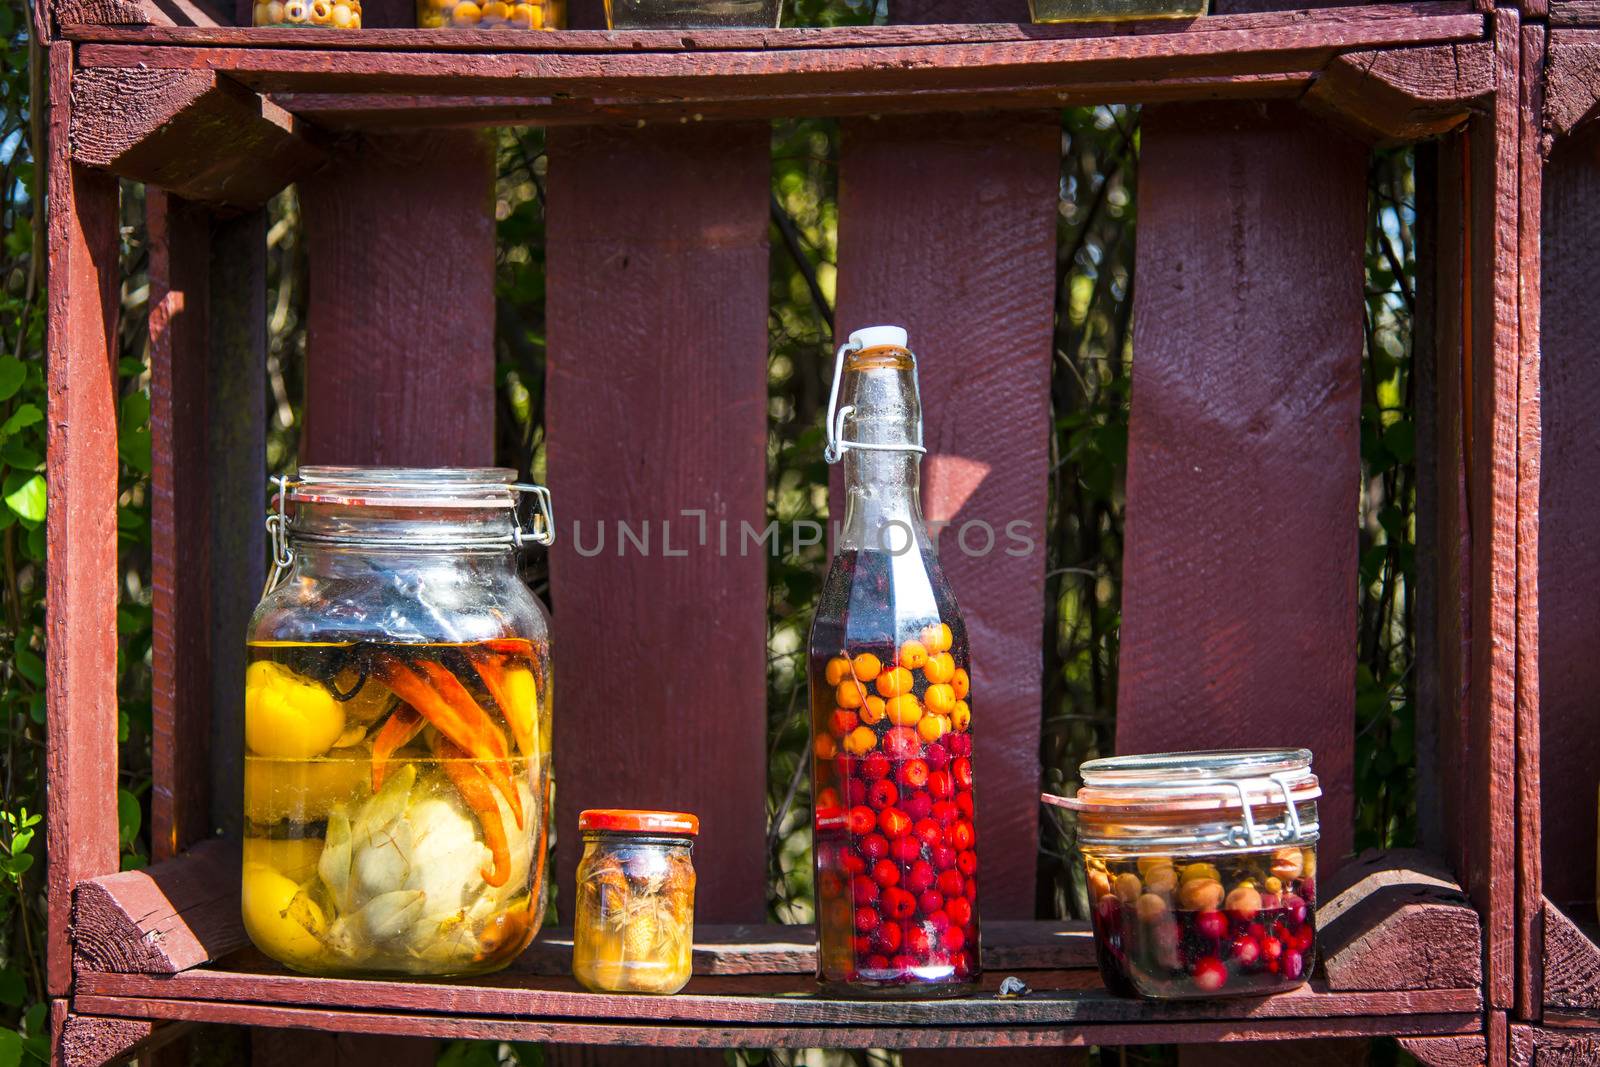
[808,326,980,996]
[253,0,362,28]
[572,810,698,995]
[1046,749,1321,1000]
[242,467,554,977]
[419,0,565,30]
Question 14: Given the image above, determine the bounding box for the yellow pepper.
[245,661,347,758]
[241,862,328,969]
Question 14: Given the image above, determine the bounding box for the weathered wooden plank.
[1542,30,1600,139]
[250,1029,439,1067]
[299,131,494,466]
[51,0,230,31]
[1535,104,1600,927]
[72,839,246,975]
[1302,41,1492,143]
[1396,1033,1490,1066]
[834,110,1057,920]
[1316,850,1482,992]
[1515,18,1545,1027]
[1178,1038,1371,1067]
[1543,900,1600,1016]
[45,40,124,999]
[52,1002,191,1067]
[1510,1024,1600,1065]
[71,69,324,208]
[545,121,770,924]
[69,11,1488,103]
[1551,0,1600,24]
[148,198,264,856]
[1116,101,1364,872]
[72,969,1483,1029]
[60,3,1486,48]
[66,995,1487,1049]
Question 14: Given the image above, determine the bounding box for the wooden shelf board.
[66,3,1486,129]
[1543,896,1600,1017]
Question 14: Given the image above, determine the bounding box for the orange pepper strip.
[370,655,524,830]
[370,704,426,791]
[469,651,536,759]
[416,659,524,830]
[435,735,512,887]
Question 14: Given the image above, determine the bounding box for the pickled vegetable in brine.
[242,639,550,976]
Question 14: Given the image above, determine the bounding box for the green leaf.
[117,787,142,849]
[0,967,24,1007]
[0,356,25,402]
[12,645,42,687]
[0,404,41,440]
[0,1027,22,1067]
[3,474,44,522]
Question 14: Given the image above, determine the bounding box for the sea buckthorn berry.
[923,742,950,769]
[906,859,935,893]
[878,807,912,839]
[1264,875,1283,894]
[917,714,948,743]
[331,2,355,25]
[956,850,978,878]
[923,652,955,685]
[825,657,851,686]
[919,889,944,915]
[816,786,841,810]
[845,778,867,806]
[847,806,878,836]
[952,756,974,790]
[1143,864,1178,896]
[1113,872,1142,903]
[951,701,971,732]
[951,668,970,700]
[889,835,921,863]
[898,640,929,671]
[853,878,880,905]
[840,848,866,875]
[521,1,543,26]
[867,779,898,811]
[883,887,918,921]
[1180,862,1221,884]
[932,845,957,870]
[865,953,889,971]
[947,732,972,757]
[860,695,887,725]
[843,726,877,756]
[1226,885,1263,921]
[1136,856,1174,878]
[836,679,866,709]
[903,924,931,957]
[898,759,929,789]
[947,896,973,927]
[885,694,922,727]
[481,0,509,18]
[926,769,954,800]
[862,752,890,779]
[872,859,901,887]
[852,652,882,682]
[882,727,922,760]
[925,684,956,715]
[860,832,888,860]
[1270,847,1305,881]
[1135,893,1168,923]
[1193,956,1228,993]
[921,622,953,653]
[814,734,838,759]
[507,0,536,24]
[872,921,903,954]
[855,906,881,933]
[954,791,974,819]
[1088,868,1111,900]
[1179,878,1225,911]
[450,0,481,22]
[913,818,943,849]
[943,926,967,954]
[1194,908,1228,941]
[876,667,914,698]
[947,819,975,851]
[829,708,859,738]
[937,869,966,898]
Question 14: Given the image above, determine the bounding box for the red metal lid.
[579,809,699,835]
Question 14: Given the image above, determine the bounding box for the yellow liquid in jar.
[242,639,550,976]
[572,841,695,994]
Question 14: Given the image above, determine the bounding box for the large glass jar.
[1048,749,1321,1000]
[253,0,362,27]
[808,326,980,997]
[419,0,565,29]
[572,810,698,995]
[242,467,554,977]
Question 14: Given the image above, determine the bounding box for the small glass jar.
[573,810,698,994]
[1047,749,1321,1000]
[242,467,554,978]
[1026,0,1203,22]
[604,0,776,29]
[418,0,565,30]
[253,0,362,27]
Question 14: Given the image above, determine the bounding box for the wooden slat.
[834,110,1057,920]
[1510,1024,1600,1065]
[1302,41,1492,143]
[544,121,770,924]
[1534,95,1600,926]
[250,1029,439,1067]
[1542,29,1600,138]
[1116,101,1364,871]
[1543,900,1600,1018]
[45,40,124,998]
[1514,17,1544,1026]
[1395,1034,1490,1066]
[299,131,495,466]
[50,0,231,31]
[68,995,1486,1049]
[70,68,324,208]
[61,3,1485,49]
[1178,1038,1370,1067]
[148,197,265,858]
[52,1004,190,1067]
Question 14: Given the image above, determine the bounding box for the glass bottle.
[242,467,554,977]
[572,809,698,995]
[807,326,980,996]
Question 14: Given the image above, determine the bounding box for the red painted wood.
[251,1029,438,1067]
[1178,1038,1369,1067]
[544,122,770,924]
[147,192,213,862]
[834,111,1057,920]
[1543,899,1600,1016]
[146,199,265,856]
[45,40,124,998]
[1535,92,1600,924]
[300,131,495,466]
[1116,101,1364,872]
[66,993,1487,1047]
[1515,18,1545,1025]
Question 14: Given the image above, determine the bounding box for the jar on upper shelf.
[253,0,363,28]
[1047,748,1322,1000]
[1026,0,1203,22]
[419,0,566,29]
[241,467,555,978]
[604,0,776,29]
[807,326,981,997]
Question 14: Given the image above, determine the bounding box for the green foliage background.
[0,3,1419,1062]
